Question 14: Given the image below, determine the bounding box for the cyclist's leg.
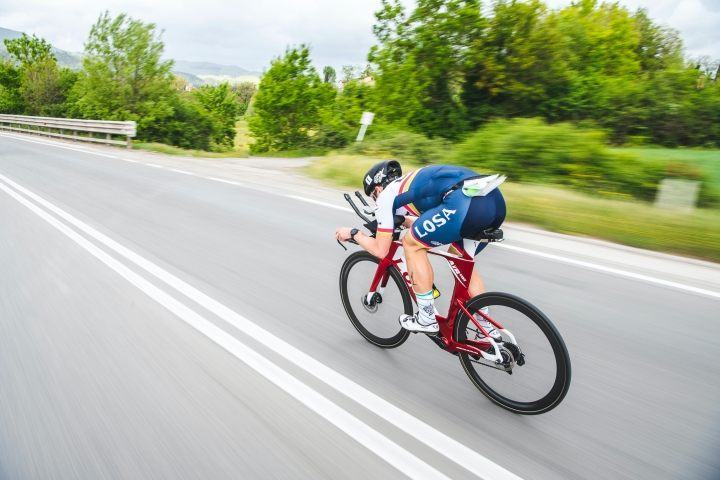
[402,234,434,293]
[404,190,473,289]
[401,191,473,327]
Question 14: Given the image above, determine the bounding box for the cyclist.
[335,161,506,336]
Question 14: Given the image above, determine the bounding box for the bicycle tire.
[340,251,412,348]
[454,292,571,414]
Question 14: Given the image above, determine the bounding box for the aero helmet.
[363,160,402,196]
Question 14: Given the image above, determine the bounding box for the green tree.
[69,11,174,137]
[1,33,76,116]
[369,0,484,138]
[0,60,24,113]
[3,33,55,67]
[249,45,334,152]
[461,0,570,126]
[20,57,76,116]
[323,66,337,84]
[632,8,683,73]
[192,83,238,147]
[341,65,360,82]
[230,81,257,115]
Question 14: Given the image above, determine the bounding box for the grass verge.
[306,155,720,262]
[613,147,720,187]
[252,148,330,158]
[133,142,249,158]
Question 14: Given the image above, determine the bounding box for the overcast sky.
[1,0,718,72]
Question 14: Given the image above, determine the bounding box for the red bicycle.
[338,192,571,414]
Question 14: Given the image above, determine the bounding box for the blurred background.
[1,1,720,479]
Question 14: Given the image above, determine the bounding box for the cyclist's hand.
[335,227,353,242]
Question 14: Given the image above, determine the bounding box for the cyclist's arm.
[354,231,393,259]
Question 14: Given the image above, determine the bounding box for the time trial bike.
[337,191,571,414]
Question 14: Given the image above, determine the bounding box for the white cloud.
[0,0,717,72]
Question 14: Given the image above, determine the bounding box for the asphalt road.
[1,134,719,479]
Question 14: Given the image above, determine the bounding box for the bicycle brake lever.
[337,239,347,250]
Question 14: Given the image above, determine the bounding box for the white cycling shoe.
[399,313,440,334]
[473,308,502,342]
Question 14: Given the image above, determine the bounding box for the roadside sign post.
[356,112,375,142]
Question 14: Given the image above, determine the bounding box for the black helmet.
[363,160,402,196]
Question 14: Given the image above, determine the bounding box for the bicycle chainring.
[361,292,382,313]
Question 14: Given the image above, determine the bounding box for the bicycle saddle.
[467,228,504,242]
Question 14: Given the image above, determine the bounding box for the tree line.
[250,0,720,152]
[0,12,257,151]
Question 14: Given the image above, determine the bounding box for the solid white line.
[495,243,720,299]
[122,158,139,163]
[206,177,242,186]
[146,163,162,168]
[0,173,522,480]
[0,180,449,480]
[169,169,194,175]
[0,131,118,159]
[289,192,720,300]
[6,131,713,301]
[287,194,353,212]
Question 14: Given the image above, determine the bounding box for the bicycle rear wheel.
[340,251,412,348]
[454,292,571,414]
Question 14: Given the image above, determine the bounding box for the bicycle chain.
[467,327,513,371]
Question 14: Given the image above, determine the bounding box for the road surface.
[1,133,719,479]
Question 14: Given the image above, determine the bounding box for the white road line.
[495,243,720,299]
[10,132,702,301]
[1,133,244,187]
[0,180,450,480]
[287,194,353,212]
[206,177,242,186]
[288,194,720,300]
[0,131,118,159]
[0,173,522,480]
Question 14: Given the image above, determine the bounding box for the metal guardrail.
[0,114,137,148]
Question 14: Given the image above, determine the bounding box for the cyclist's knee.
[402,232,421,251]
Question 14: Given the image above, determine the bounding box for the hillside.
[1,26,82,70]
[2,26,260,83]
[173,71,206,87]
[172,60,260,77]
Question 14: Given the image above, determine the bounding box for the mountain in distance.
[172,59,260,77]
[0,26,23,41]
[173,71,206,87]
[2,26,260,84]
[1,26,82,70]
[170,60,261,87]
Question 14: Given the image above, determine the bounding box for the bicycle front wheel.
[340,251,412,348]
[454,292,571,414]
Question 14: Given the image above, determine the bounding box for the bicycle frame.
[365,239,518,364]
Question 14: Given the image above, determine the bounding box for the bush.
[311,123,352,149]
[447,118,664,200]
[344,128,450,165]
[141,94,214,151]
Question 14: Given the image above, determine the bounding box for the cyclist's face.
[371,186,383,201]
